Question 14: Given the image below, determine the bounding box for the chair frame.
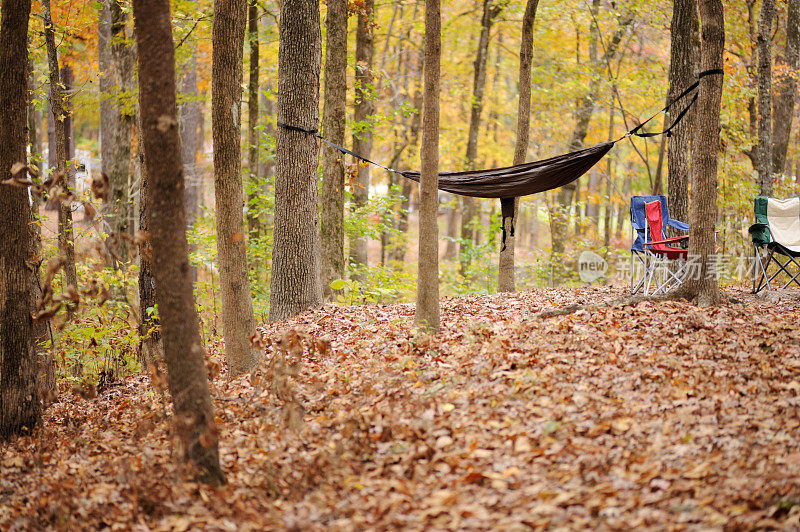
[629,196,689,295]
[642,201,688,295]
[750,224,800,293]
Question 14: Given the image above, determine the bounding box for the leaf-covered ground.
[3,286,800,530]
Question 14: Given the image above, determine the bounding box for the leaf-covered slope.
[2,287,800,530]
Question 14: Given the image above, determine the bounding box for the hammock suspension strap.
[276,68,724,253]
[625,68,723,139]
[276,121,404,176]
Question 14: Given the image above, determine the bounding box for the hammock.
[277,69,723,249]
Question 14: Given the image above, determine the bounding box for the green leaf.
[330,279,347,290]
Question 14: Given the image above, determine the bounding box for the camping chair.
[629,195,689,294]
[749,196,800,293]
[643,200,689,294]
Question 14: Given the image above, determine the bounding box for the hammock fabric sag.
[278,69,723,250]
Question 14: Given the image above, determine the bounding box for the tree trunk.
[551,3,632,255]
[499,0,538,293]
[47,99,56,185]
[391,54,423,264]
[461,0,502,275]
[443,202,458,260]
[676,0,724,307]
[0,0,40,439]
[349,0,375,277]
[212,0,259,375]
[245,0,260,239]
[320,0,347,299]
[603,100,616,249]
[772,0,800,175]
[757,0,774,196]
[132,0,224,484]
[43,0,78,288]
[269,0,323,322]
[137,111,161,369]
[101,0,134,264]
[179,19,201,284]
[667,0,698,229]
[415,0,440,332]
[615,172,631,239]
[27,57,56,400]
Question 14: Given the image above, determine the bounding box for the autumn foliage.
[3,287,800,529]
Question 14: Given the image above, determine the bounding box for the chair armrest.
[749,223,772,244]
[667,218,689,231]
[644,235,689,246]
[631,220,644,231]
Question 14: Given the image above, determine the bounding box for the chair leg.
[752,244,770,294]
[752,245,761,294]
[631,252,646,295]
[760,247,775,292]
[776,254,800,289]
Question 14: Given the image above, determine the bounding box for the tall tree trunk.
[757,0,774,196]
[667,0,698,229]
[0,0,40,439]
[245,0,260,239]
[269,0,323,322]
[772,0,800,175]
[132,0,225,484]
[461,0,502,275]
[415,0,440,332]
[320,0,347,300]
[676,0,724,306]
[615,172,631,239]
[179,22,201,284]
[551,3,632,255]
[212,0,259,375]
[349,0,375,277]
[498,0,538,293]
[603,97,616,249]
[47,99,56,183]
[43,0,78,288]
[443,202,458,260]
[101,0,134,264]
[391,53,423,264]
[741,0,759,167]
[28,57,56,400]
[137,113,161,368]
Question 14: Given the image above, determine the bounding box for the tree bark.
[245,0,260,239]
[212,0,259,375]
[349,0,375,277]
[550,4,632,255]
[676,0,724,307]
[132,0,224,484]
[757,0,774,196]
[27,57,56,400]
[391,51,423,264]
[269,0,323,322]
[667,0,698,229]
[499,0,538,293]
[178,17,201,284]
[320,0,347,299]
[461,0,502,275]
[415,0,440,332]
[772,0,800,175]
[101,0,134,264]
[137,111,161,369]
[43,0,78,288]
[0,0,40,439]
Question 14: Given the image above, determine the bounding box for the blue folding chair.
[629,195,689,294]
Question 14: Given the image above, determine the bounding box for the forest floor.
[3,285,800,530]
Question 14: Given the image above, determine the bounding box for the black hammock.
[277,68,723,249]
